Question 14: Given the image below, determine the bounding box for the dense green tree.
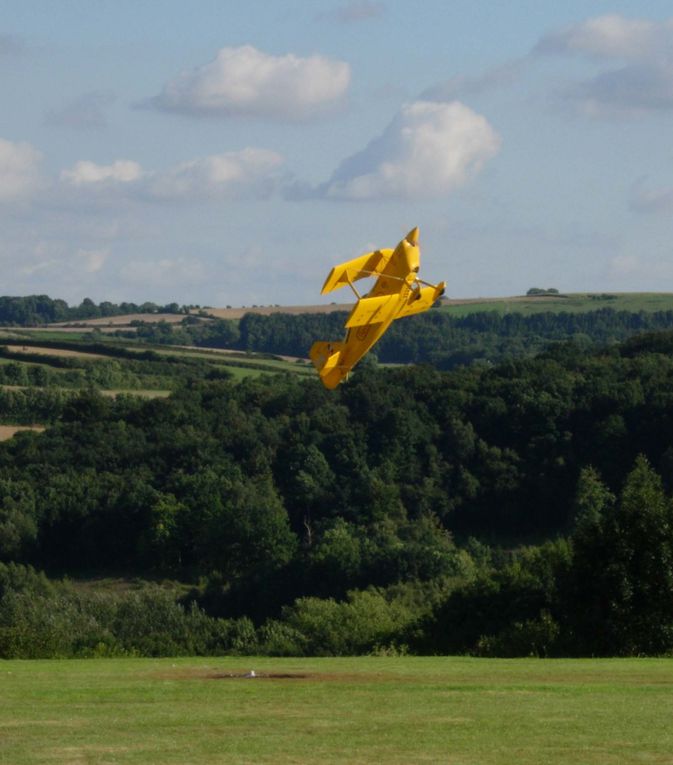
[564,458,673,655]
[0,480,37,561]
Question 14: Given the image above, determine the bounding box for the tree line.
[0,295,187,325]
[124,306,673,370]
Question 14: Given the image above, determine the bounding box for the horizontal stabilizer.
[345,294,397,328]
[321,249,393,295]
[310,340,344,373]
[396,282,446,320]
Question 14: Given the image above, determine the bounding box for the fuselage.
[339,229,421,371]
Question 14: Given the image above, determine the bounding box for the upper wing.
[345,294,398,328]
[321,249,394,295]
[395,282,446,320]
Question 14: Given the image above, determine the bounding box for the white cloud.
[61,159,143,186]
[58,149,285,202]
[147,148,285,200]
[0,137,43,202]
[148,45,350,120]
[320,100,500,200]
[535,15,673,115]
[536,15,666,60]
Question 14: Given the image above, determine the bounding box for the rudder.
[310,341,343,373]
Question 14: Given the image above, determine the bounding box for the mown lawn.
[1,657,672,764]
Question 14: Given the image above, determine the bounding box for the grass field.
[9,330,94,341]
[1,657,672,764]
[153,347,313,376]
[437,292,673,317]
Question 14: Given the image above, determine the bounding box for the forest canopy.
[2,329,673,658]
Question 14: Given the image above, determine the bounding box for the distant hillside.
[199,293,673,320]
[6,292,673,332]
[184,293,673,321]
[436,292,673,317]
[8,292,673,372]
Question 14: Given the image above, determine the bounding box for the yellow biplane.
[310,227,446,389]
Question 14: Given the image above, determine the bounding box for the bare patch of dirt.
[206,670,402,683]
[208,672,310,680]
[0,425,45,441]
[154,667,392,684]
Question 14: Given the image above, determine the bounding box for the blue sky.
[2,1,673,306]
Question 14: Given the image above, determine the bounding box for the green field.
[1,657,672,764]
[151,347,314,376]
[440,292,673,317]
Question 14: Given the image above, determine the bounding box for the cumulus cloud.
[59,149,285,202]
[535,15,667,59]
[61,159,143,186]
[147,45,350,120]
[0,137,43,202]
[148,148,284,200]
[44,91,116,130]
[318,100,500,200]
[535,15,673,115]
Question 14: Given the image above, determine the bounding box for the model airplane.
[310,227,445,389]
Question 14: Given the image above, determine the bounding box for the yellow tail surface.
[309,341,344,373]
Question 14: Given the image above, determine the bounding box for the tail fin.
[310,341,347,389]
[310,341,343,373]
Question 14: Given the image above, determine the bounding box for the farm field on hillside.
[4,344,109,360]
[438,292,673,316]
[154,346,312,371]
[1,657,672,765]
[0,338,312,393]
[23,293,673,330]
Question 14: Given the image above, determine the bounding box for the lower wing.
[395,282,446,320]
